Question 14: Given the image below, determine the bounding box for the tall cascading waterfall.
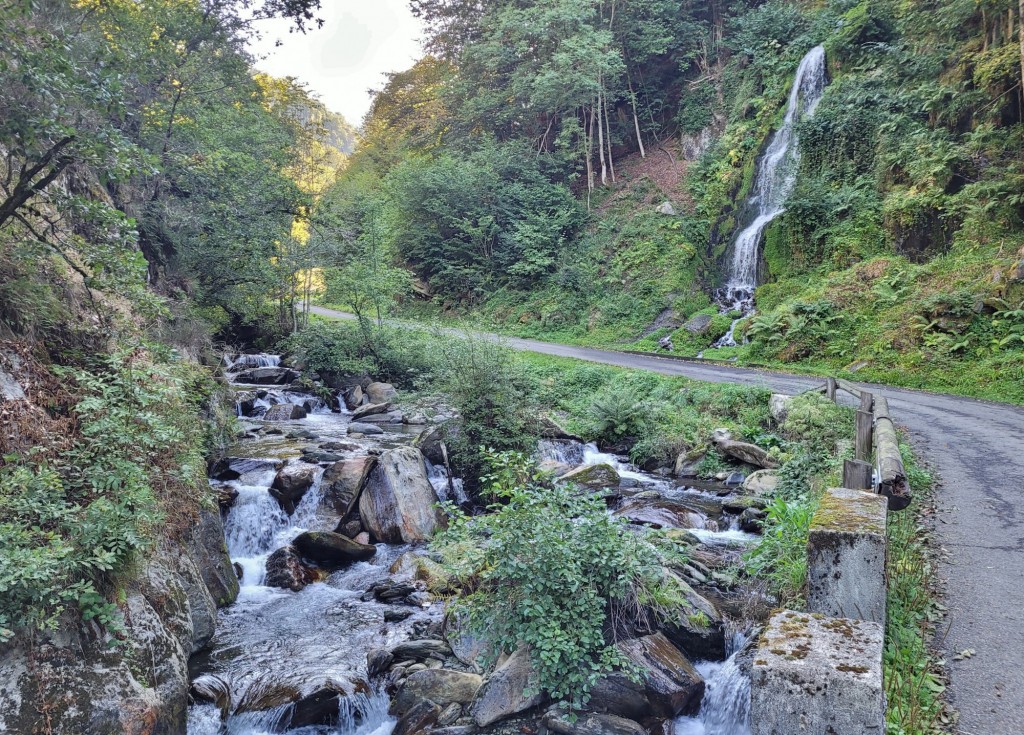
[712,45,828,348]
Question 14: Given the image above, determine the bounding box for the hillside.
[319,0,1024,403]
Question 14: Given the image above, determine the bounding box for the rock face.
[750,611,886,735]
[232,366,298,385]
[712,429,778,469]
[683,313,714,334]
[264,402,307,421]
[614,497,706,530]
[292,531,376,568]
[393,700,441,735]
[591,633,705,719]
[321,456,376,521]
[470,647,544,726]
[559,463,621,489]
[358,447,446,543]
[660,577,727,661]
[271,463,320,514]
[538,415,583,441]
[265,545,320,591]
[366,382,398,404]
[546,712,647,735]
[392,669,483,716]
[189,509,240,607]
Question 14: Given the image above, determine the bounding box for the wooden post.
[843,459,873,490]
[826,377,837,402]
[856,409,873,462]
[859,391,873,413]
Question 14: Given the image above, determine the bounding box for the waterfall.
[674,631,752,735]
[225,353,282,370]
[713,45,828,346]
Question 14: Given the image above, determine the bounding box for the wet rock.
[322,456,377,520]
[301,450,346,464]
[189,509,240,607]
[393,700,441,735]
[660,575,726,661]
[437,703,463,726]
[264,403,308,421]
[614,497,706,529]
[320,440,361,452]
[214,482,239,508]
[366,382,399,403]
[271,463,320,514]
[359,446,446,543]
[233,366,299,385]
[209,456,282,483]
[546,713,646,735]
[344,384,364,410]
[348,422,385,435]
[712,429,778,469]
[591,632,704,719]
[368,649,394,678]
[392,639,453,661]
[265,545,320,591]
[360,410,405,424]
[559,463,621,489]
[353,401,393,420]
[235,390,259,416]
[470,647,544,726]
[538,415,583,442]
[413,425,446,464]
[739,507,766,532]
[741,469,780,495]
[370,580,419,604]
[386,608,415,622]
[683,313,714,334]
[293,531,376,568]
[190,674,232,719]
[392,669,483,715]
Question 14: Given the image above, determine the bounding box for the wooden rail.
[801,379,911,511]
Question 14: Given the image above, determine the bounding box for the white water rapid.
[712,45,828,347]
[674,632,752,735]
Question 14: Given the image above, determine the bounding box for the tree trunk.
[628,76,646,158]
[1019,0,1024,108]
[596,85,608,186]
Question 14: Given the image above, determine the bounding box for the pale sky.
[248,0,426,126]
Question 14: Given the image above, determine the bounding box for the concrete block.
[807,487,888,624]
[751,610,885,735]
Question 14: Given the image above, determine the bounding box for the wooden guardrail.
[802,378,911,511]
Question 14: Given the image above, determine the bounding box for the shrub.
[583,384,652,444]
[432,451,686,709]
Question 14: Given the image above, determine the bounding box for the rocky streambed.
[187,354,775,735]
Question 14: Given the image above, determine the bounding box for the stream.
[186,355,759,734]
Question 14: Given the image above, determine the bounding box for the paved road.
[310,305,1024,733]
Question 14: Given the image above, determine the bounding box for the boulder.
[470,647,544,726]
[741,469,780,495]
[683,313,714,335]
[348,422,385,435]
[234,390,259,416]
[769,394,793,423]
[591,632,704,719]
[188,509,240,607]
[359,447,446,543]
[359,410,404,424]
[322,456,377,520]
[390,552,453,592]
[292,531,376,568]
[545,713,647,735]
[264,403,307,422]
[391,639,453,662]
[712,429,778,469]
[214,483,239,509]
[344,384,364,410]
[444,614,489,671]
[366,382,399,403]
[673,450,704,478]
[538,415,583,442]
[614,497,706,530]
[392,669,484,716]
[656,201,678,216]
[265,545,320,591]
[209,457,282,484]
[393,700,441,735]
[270,463,321,514]
[660,575,727,661]
[559,463,621,489]
[367,649,394,678]
[413,425,447,465]
[739,507,766,532]
[233,366,298,385]
[353,401,393,420]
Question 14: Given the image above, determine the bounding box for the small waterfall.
[712,45,828,347]
[536,439,585,466]
[674,631,752,735]
[226,353,282,370]
[425,459,468,505]
[224,484,291,587]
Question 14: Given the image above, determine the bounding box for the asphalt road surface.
[309,305,1024,733]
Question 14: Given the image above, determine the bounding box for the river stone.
[392,670,483,716]
[444,614,489,671]
[235,390,259,416]
[292,531,376,568]
[614,497,707,530]
[271,463,320,514]
[233,366,298,385]
[742,469,780,495]
[660,574,726,661]
[209,456,282,484]
[264,402,308,421]
[538,415,583,441]
[265,545,321,591]
[368,649,394,678]
[393,700,441,735]
[591,632,705,719]
[751,611,885,735]
[545,713,647,735]
[470,647,544,726]
[673,449,705,477]
[353,401,392,420]
[366,382,399,403]
[413,425,446,464]
[437,703,463,726]
[683,313,714,334]
[740,507,766,532]
[559,463,621,489]
[359,410,404,424]
[359,446,446,543]
[345,384,364,410]
[322,456,377,520]
[391,639,452,661]
[348,422,385,435]
[712,429,778,469]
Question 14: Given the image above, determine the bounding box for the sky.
[248,0,426,127]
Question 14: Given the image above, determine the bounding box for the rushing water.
[711,45,828,348]
[674,632,752,735]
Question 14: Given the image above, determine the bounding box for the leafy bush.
[432,451,686,709]
[782,393,855,454]
[744,494,817,606]
[583,384,651,444]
